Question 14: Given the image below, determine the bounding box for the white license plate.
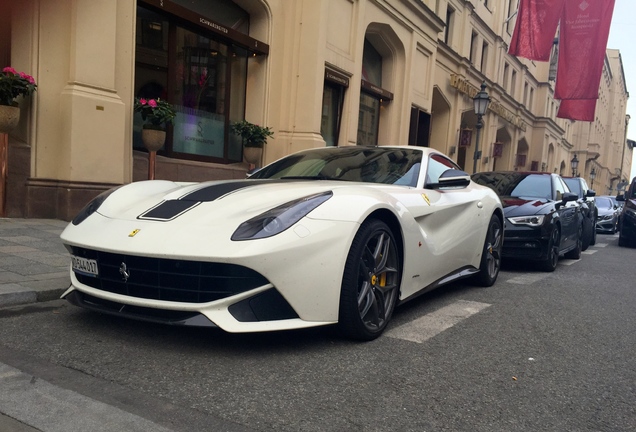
[71,255,99,276]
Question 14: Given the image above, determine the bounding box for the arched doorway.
[493,125,512,171]
[458,109,478,171]
[428,86,451,153]
[357,23,404,146]
[515,139,529,171]
[547,144,555,172]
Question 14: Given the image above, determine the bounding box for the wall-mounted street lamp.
[472,82,491,174]
[570,154,579,177]
[590,167,596,189]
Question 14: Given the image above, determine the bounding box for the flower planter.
[0,105,20,134]
[243,146,263,165]
[141,128,166,152]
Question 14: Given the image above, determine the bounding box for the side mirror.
[585,189,596,197]
[616,193,625,202]
[561,192,578,204]
[430,169,471,189]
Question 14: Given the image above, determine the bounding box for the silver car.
[595,196,619,234]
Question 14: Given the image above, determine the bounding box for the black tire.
[564,224,582,260]
[590,221,597,245]
[472,214,503,287]
[338,219,401,341]
[538,227,560,272]
[581,217,593,251]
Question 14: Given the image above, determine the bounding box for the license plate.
[71,255,99,277]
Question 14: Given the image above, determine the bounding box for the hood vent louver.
[138,180,277,221]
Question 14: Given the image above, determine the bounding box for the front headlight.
[72,186,121,225]
[507,215,545,227]
[231,191,333,241]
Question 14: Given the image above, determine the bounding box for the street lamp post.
[590,167,596,189]
[472,82,491,174]
[570,154,579,177]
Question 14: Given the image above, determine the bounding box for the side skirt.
[398,266,479,305]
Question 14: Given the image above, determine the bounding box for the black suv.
[562,176,597,249]
[618,177,636,247]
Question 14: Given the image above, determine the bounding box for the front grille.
[70,246,269,303]
[502,239,544,258]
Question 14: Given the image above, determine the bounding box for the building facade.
[0,0,631,220]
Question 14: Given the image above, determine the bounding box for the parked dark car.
[472,172,583,272]
[594,196,619,234]
[617,177,636,247]
[562,176,597,248]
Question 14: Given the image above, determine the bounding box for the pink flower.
[148,99,157,107]
[139,98,147,105]
[2,66,17,75]
[26,75,35,84]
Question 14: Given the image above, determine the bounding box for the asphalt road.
[0,233,634,432]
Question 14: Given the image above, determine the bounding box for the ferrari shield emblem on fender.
[128,229,141,237]
[421,193,431,206]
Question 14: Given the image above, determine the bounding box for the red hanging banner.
[556,98,597,122]
[554,0,616,102]
[508,0,565,61]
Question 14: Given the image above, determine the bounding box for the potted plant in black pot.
[231,120,274,165]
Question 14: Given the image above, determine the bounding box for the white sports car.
[60,146,503,340]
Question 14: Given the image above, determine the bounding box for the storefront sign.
[459,128,472,147]
[325,68,349,87]
[450,74,526,131]
[140,0,269,55]
[361,80,393,100]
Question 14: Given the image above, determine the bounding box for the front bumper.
[501,224,551,261]
[60,213,359,332]
[620,209,636,241]
[596,216,617,233]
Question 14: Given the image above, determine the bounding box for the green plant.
[134,97,176,129]
[0,67,37,106]
[231,120,274,148]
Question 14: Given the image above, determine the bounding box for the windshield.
[472,172,552,200]
[562,178,582,197]
[596,197,614,209]
[250,147,423,187]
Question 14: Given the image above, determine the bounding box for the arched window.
[357,37,393,146]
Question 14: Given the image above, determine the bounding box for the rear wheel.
[581,217,593,251]
[564,224,582,260]
[338,220,401,341]
[472,214,503,287]
[538,227,560,272]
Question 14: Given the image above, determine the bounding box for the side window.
[580,179,589,195]
[554,176,567,201]
[426,154,460,185]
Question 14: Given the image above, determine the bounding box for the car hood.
[500,196,551,217]
[92,179,401,225]
[597,206,616,217]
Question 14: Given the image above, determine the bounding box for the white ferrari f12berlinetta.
[61,146,503,340]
